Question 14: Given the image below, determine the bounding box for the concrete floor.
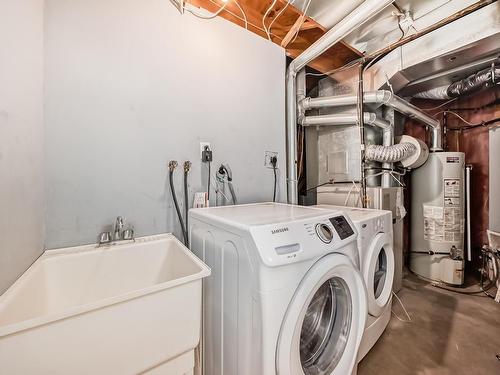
[358,275,500,375]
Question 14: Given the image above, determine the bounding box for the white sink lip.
[0,233,210,338]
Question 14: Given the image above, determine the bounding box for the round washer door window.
[300,278,351,375]
[363,232,394,317]
[276,254,367,375]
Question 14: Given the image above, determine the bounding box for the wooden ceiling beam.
[185,0,362,74]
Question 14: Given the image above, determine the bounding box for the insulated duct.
[414,65,500,99]
[365,143,417,163]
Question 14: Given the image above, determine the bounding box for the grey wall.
[44,0,286,248]
[0,0,45,293]
[490,129,500,232]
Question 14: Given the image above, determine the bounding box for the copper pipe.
[367,0,497,59]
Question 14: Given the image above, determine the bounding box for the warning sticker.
[423,205,463,243]
[444,197,460,206]
[444,179,460,199]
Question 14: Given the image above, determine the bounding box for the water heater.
[410,152,465,285]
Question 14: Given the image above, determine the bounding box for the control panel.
[329,216,355,240]
[249,212,357,267]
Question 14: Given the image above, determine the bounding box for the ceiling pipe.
[300,113,391,129]
[301,90,442,151]
[285,0,395,204]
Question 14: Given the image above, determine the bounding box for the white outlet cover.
[200,142,211,159]
[264,151,278,169]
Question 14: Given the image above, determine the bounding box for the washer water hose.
[365,142,417,163]
[183,161,191,247]
[218,164,237,205]
[169,161,188,245]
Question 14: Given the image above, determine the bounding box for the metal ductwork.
[301,90,442,151]
[286,0,395,204]
[415,65,500,99]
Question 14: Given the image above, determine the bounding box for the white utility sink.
[0,234,210,375]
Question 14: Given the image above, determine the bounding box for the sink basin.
[0,233,210,375]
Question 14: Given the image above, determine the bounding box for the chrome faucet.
[114,216,124,240]
[98,216,134,247]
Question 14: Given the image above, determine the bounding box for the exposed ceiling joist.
[186,0,363,73]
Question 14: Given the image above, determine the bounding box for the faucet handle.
[122,228,134,241]
[98,231,112,246]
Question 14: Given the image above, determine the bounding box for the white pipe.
[301,90,442,151]
[300,113,391,129]
[466,165,472,262]
[286,0,395,204]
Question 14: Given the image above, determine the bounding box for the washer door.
[276,254,367,375]
[363,232,394,317]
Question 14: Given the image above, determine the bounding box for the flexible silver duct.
[414,65,500,99]
[365,142,417,163]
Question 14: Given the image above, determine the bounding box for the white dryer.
[189,203,367,375]
[316,205,394,361]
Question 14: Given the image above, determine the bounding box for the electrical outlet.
[264,151,278,169]
[200,142,211,160]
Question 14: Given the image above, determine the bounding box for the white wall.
[44,0,286,248]
[0,0,45,293]
[490,129,500,232]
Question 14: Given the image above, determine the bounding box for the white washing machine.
[189,203,368,375]
[316,205,394,361]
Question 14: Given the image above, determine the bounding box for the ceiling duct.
[364,2,500,97]
[415,64,500,99]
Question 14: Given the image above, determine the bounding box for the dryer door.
[363,232,394,317]
[276,254,367,375]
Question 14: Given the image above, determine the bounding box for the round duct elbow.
[396,135,429,169]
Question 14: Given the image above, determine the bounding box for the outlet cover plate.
[264,151,278,169]
[200,142,211,160]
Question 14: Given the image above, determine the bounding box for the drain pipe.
[286,0,395,204]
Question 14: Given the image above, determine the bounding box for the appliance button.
[315,223,333,243]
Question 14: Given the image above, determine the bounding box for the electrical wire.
[391,291,412,323]
[272,167,278,203]
[183,161,191,247]
[233,0,248,29]
[188,0,276,38]
[305,179,334,192]
[262,0,278,40]
[289,0,312,46]
[433,110,479,125]
[305,57,364,77]
[184,0,229,19]
[434,110,500,130]
[267,0,296,38]
[207,161,211,203]
[420,98,458,112]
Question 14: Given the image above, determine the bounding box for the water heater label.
[444,179,460,199]
[423,205,462,243]
[446,157,460,163]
